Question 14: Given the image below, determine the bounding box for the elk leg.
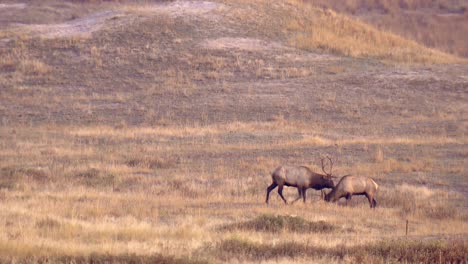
[266,182,278,204]
[365,194,374,208]
[302,187,307,203]
[291,188,302,204]
[278,185,288,204]
[345,194,352,206]
[372,198,377,209]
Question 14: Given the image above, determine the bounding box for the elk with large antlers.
[266,157,335,204]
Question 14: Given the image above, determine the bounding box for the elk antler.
[327,156,333,175]
[321,157,328,175]
[321,156,333,176]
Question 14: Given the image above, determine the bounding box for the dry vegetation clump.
[213,238,316,261]
[0,166,50,189]
[219,214,336,233]
[2,253,208,264]
[70,168,115,188]
[213,237,468,263]
[125,155,180,169]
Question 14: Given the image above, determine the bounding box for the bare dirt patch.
[17,11,128,39]
[202,37,289,52]
[125,1,220,17]
[0,3,26,10]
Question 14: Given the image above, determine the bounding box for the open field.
[0,0,467,263]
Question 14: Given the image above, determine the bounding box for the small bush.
[218,214,336,233]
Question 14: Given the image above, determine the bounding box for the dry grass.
[0,124,465,261]
[307,0,468,58]
[219,214,336,233]
[212,237,468,262]
[285,0,464,64]
[0,0,466,263]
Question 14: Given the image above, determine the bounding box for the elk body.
[325,176,378,208]
[266,158,335,204]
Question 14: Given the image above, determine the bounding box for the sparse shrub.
[35,218,61,230]
[218,214,336,233]
[148,156,179,169]
[0,167,49,189]
[125,156,179,169]
[72,168,114,188]
[168,178,200,198]
[75,168,100,179]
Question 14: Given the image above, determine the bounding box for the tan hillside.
[0,0,466,263]
[307,0,468,58]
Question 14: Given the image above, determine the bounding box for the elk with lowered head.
[324,175,379,208]
[266,157,335,204]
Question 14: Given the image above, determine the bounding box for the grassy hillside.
[0,0,467,263]
[307,0,468,57]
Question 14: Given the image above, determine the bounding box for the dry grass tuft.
[71,168,115,188]
[219,214,336,233]
[125,155,180,169]
[19,59,51,75]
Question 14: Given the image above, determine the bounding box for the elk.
[324,175,378,208]
[266,157,335,204]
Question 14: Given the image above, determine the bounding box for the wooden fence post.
[406,219,409,236]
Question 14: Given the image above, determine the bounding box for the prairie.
[0,0,466,263]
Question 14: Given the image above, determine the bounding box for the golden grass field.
[0,0,467,263]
